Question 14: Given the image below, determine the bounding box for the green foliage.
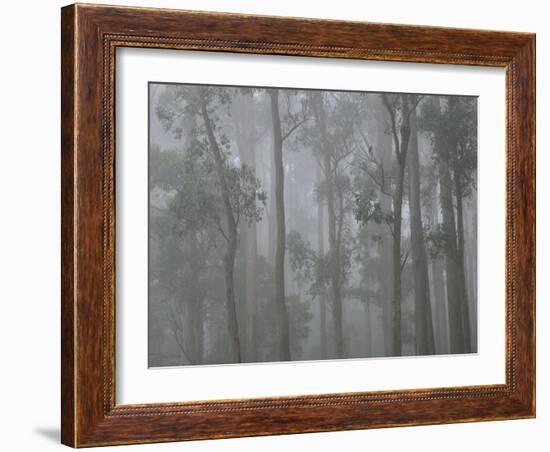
[419,96,478,197]
[287,294,314,359]
[253,255,314,361]
[155,84,267,242]
[298,91,358,163]
[287,231,331,298]
[424,224,448,259]
[349,225,385,309]
[351,163,386,227]
[353,192,384,227]
[287,230,354,301]
[225,163,266,226]
[425,221,461,260]
[169,151,220,238]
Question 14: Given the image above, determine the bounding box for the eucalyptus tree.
[232,89,264,361]
[156,85,266,362]
[448,96,477,351]
[419,95,477,353]
[298,91,357,358]
[268,89,309,361]
[353,93,423,356]
[407,97,435,355]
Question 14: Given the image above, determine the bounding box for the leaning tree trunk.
[269,90,291,361]
[407,103,435,355]
[201,99,241,363]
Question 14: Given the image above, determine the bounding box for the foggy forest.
[148,82,478,367]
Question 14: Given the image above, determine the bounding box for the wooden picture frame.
[61,3,535,447]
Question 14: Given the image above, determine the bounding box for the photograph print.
[148,82,478,367]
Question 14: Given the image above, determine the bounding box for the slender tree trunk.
[316,164,328,359]
[234,94,258,362]
[223,240,240,362]
[454,176,473,352]
[244,217,258,361]
[363,297,373,356]
[390,120,410,356]
[196,301,204,362]
[316,93,344,359]
[382,94,412,357]
[189,235,204,363]
[430,185,450,354]
[268,130,277,264]
[200,98,241,362]
[437,130,465,354]
[391,170,404,356]
[373,102,394,356]
[269,90,291,361]
[325,152,343,358]
[466,199,478,350]
[407,104,435,355]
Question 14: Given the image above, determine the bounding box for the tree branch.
[385,217,395,238]
[400,250,409,273]
[282,117,311,142]
[407,95,425,117]
[355,128,393,198]
[381,93,401,162]
[166,304,195,365]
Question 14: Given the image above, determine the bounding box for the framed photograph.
[61,3,535,447]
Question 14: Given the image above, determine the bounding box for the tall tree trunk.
[316,93,344,359]
[454,176,473,352]
[200,99,241,362]
[234,94,258,362]
[465,198,478,350]
[373,99,394,356]
[316,163,328,359]
[269,90,291,361]
[329,184,344,358]
[391,168,404,356]
[189,234,204,363]
[407,103,435,355]
[436,100,465,355]
[244,209,258,361]
[363,297,373,356]
[440,169,464,353]
[382,93,412,357]
[268,128,277,264]
[430,185,450,354]
[196,301,204,362]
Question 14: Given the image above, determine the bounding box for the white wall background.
[0,1,545,450]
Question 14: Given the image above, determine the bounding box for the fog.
[148,83,477,366]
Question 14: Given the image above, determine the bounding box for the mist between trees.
[148,82,478,367]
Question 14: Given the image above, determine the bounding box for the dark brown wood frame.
[61,3,536,447]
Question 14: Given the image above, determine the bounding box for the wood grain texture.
[60,3,536,447]
[60,5,76,446]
